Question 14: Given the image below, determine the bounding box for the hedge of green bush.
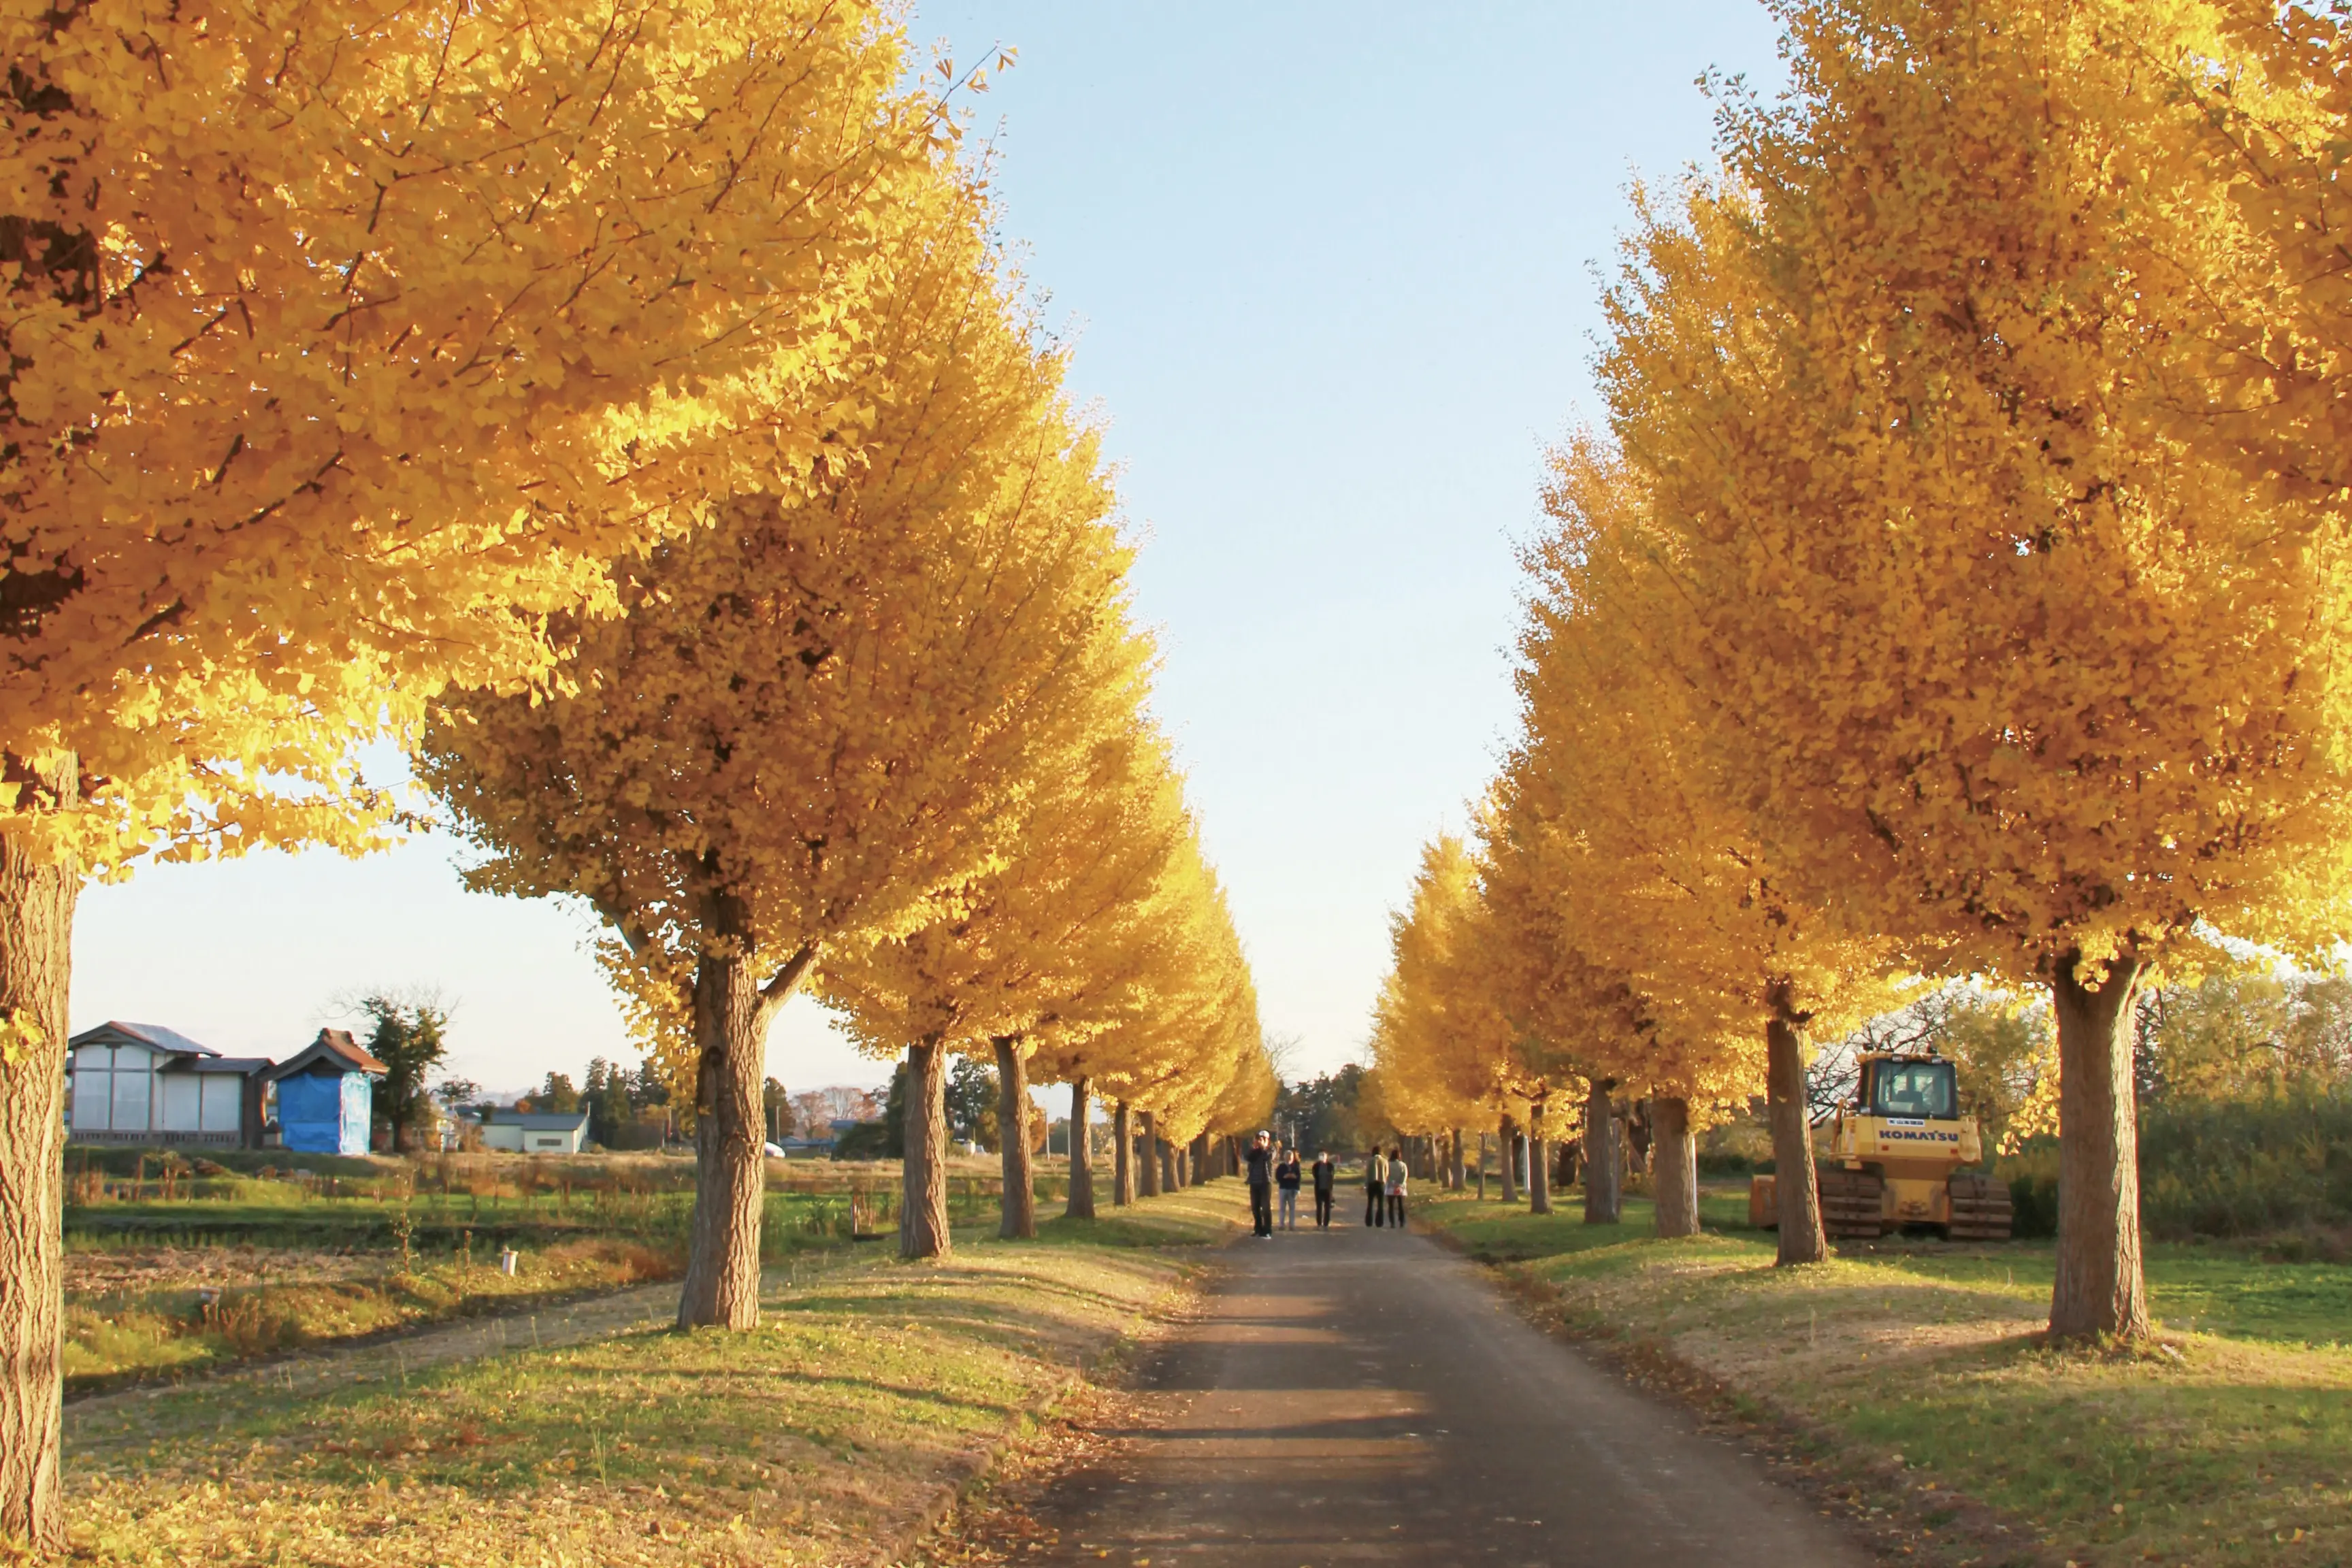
[1998,1091,2352,1240]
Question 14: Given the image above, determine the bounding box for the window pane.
[112,1070,150,1133]
[1876,1064,1955,1118]
[76,1072,110,1131]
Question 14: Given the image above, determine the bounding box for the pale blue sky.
[68,3,1787,1098]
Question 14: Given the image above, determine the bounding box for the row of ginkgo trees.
[0,0,1266,1549]
[1369,0,2352,1348]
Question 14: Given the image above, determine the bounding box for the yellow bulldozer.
[1748,1048,2012,1241]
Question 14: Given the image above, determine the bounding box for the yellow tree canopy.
[817,654,1188,1068]
[1203,1032,1279,1140]
[1592,0,2352,1328]
[1366,834,1515,1135]
[1085,843,1263,1143]
[425,168,1126,1058]
[2155,4,2352,520]
[422,159,1132,1314]
[3,0,938,869]
[1474,770,1644,1108]
[1512,438,1905,1103]
[1599,2,2352,985]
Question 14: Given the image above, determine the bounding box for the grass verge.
[64,1238,680,1394]
[61,1176,1000,1391]
[64,1183,1246,1567]
[1422,1187,2352,1568]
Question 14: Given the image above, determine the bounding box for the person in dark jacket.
[1275,1145,1303,1230]
[1245,1130,1275,1238]
[1310,1150,1337,1228]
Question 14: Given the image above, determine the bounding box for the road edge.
[1419,1224,2056,1568]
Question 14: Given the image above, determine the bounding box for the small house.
[262,1030,387,1155]
[480,1109,590,1155]
[67,1022,271,1148]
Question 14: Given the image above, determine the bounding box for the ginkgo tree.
[0,0,934,1541]
[1598,0,2352,1336]
[1366,834,1517,1192]
[975,731,1201,1226]
[423,165,1132,1325]
[1084,844,1267,1199]
[818,634,1182,1252]
[1511,439,1902,1257]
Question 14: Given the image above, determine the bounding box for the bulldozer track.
[1946,1171,2014,1242]
[1816,1166,1886,1240]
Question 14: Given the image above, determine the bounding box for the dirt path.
[998,1215,1874,1567]
[67,1255,849,1459]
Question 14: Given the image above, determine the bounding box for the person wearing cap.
[1244,1129,1276,1238]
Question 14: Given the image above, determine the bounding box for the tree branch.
[754,942,820,1033]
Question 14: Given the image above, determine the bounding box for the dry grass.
[63,1238,681,1394]
[1425,1189,2352,1567]
[61,1188,1243,1567]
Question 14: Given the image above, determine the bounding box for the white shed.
[68,1022,269,1148]
[479,1110,591,1155]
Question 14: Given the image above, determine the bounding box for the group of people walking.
[1242,1130,1411,1237]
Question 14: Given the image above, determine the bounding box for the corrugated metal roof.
[71,1021,218,1058]
[486,1111,591,1131]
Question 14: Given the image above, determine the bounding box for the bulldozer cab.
[1858,1055,1958,1120]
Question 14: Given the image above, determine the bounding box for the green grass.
[65,1183,1243,1567]
[59,1169,1030,1390]
[59,1166,1232,1401]
[63,1237,681,1394]
[1421,1187,2352,1567]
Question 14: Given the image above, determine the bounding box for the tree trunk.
[1653,1096,1699,1238]
[1476,1132,1489,1200]
[679,943,770,1330]
[1137,1113,1162,1197]
[994,1037,1034,1241]
[1582,1078,1622,1225]
[1114,1101,1134,1205]
[1449,1128,1465,1192]
[2050,951,2150,1341]
[899,1038,952,1260]
[1766,992,1827,1265]
[1498,1114,1519,1204]
[1527,1093,1553,1215]
[1164,1139,1181,1191]
[1190,1132,1210,1183]
[0,809,77,1553]
[1065,1077,1095,1220]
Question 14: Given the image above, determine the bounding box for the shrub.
[1995,1092,2352,1240]
[2136,1091,2352,1237]
[1997,1140,2061,1239]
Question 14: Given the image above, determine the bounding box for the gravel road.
[1016,1215,1874,1566]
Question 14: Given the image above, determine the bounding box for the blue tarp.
[279,1072,372,1154]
